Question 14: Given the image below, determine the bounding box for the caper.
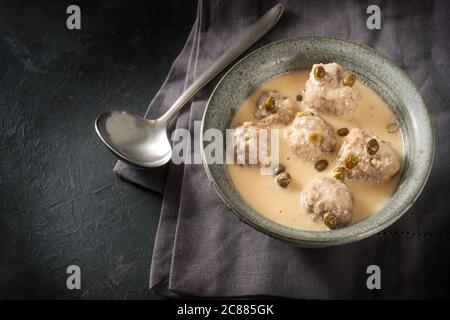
[315,159,329,172]
[296,94,303,101]
[344,153,359,169]
[273,164,286,175]
[297,112,309,117]
[333,167,346,181]
[314,65,326,80]
[337,127,349,136]
[343,73,356,87]
[366,139,379,155]
[308,132,322,145]
[276,172,291,188]
[263,95,276,112]
[323,212,338,229]
[387,123,399,134]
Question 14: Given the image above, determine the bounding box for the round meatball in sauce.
[284,113,336,162]
[254,91,299,125]
[300,177,353,229]
[337,128,401,183]
[303,63,360,115]
[232,121,271,167]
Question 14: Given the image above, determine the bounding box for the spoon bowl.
[95,111,172,167]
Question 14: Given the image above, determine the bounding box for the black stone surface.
[0,0,196,299]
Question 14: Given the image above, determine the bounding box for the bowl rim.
[200,36,435,247]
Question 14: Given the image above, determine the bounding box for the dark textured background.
[0,0,196,299]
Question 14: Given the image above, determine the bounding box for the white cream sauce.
[227,70,404,231]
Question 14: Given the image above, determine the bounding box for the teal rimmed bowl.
[201,37,434,247]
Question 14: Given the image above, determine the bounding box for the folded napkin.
[114,0,450,298]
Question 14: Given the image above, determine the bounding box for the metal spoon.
[95,4,283,168]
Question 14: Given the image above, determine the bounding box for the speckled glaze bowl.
[201,37,434,247]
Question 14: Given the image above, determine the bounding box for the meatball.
[300,177,353,229]
[232,121,271,167]
[303,63,360,115]
[254,91,299,125]
[337,128,401,182]
[284,113,336,162]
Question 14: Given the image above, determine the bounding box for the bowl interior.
[201,37,433,247]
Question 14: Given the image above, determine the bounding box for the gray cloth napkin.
[115,0,450,298]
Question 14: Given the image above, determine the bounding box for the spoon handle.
[158,4,284,123]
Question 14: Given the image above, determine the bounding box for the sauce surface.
[227,70,404,231]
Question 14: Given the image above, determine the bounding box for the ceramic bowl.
[201,37,434,247]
